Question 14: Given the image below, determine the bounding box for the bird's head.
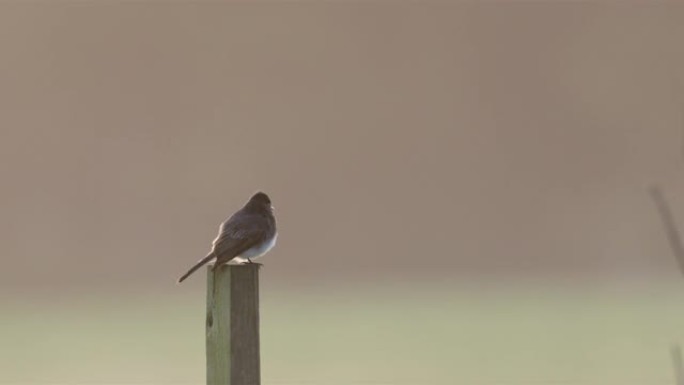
[248,191,272,208]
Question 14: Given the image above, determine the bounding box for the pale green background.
[3,281,684,385]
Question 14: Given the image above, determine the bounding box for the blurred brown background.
[1,3,683,292]
[4,4,684,385]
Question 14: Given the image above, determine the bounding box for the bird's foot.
[242,259,262,266]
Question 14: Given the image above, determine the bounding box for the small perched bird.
[177,192,277,283]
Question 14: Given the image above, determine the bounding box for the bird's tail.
[177,253,215,283]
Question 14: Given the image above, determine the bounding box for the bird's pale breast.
[239,233,277,259]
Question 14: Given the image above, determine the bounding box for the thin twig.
[672,344,684,385]
[649,185,684,276]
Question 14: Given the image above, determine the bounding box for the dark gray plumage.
[177,192,277,283]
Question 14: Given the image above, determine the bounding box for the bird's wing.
[211,215,266,260]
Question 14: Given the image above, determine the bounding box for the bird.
[177,191,277,283]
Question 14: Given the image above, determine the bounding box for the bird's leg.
[242,258,262,266]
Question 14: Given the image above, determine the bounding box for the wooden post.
[206,264,261,385]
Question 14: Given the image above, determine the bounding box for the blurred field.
[3,281,684,385]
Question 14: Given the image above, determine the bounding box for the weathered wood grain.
[206,264,261,385]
